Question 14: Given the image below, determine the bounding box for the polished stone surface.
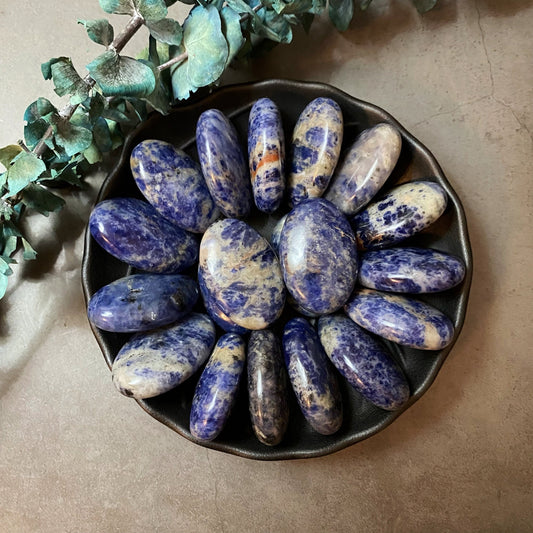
[287,97,343,207]
[247,330,290,446]
[196,109,252,218]
[325,123,402,216]
[199,218,285,330]
[87,274,198,332]
[130,139,220,233]
[345,288,455,350]
[318,314,410,410]
[269,214,287,256]
[282,318,343,435]
[358,247,466,293]
[89,197,198,273]
[190,333,246,441]
[248,98,285,213]
[111,313,216,399]
[279,198,358,315]
[353,181,448,250]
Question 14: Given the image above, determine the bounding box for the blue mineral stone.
[269,214,287,256]
[282,318,342,435]
[199,218,285,330]
[279,198,358,315]
[247,330,290,446]
[89,197,199,273]
[358,247,466,293]
[111,313,216,399]
[287,97,343,207]
[248,98,285,214]
[196,109,252,218]
[190,333,246,441]
[353,181,448,250]
[130,139,220,233]
[88,274,198,333]
[345,288,455,350]
[325,123,402,216]
[198,268,249,334]
[318,314,410,410]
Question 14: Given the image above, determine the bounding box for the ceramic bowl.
[81,79,472,460]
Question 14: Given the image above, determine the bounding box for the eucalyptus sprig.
[0,0,438,299]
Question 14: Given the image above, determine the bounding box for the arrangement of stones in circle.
[88,96,466,446]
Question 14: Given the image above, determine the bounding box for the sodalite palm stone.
[318,314,410,411]
[199,218,285,330]
[282,318,342,435]
[269,214,287,256]
[279,198,358,315]
[353,181,448,250]
[325,123,402,216]
[196,109,252,218]
[248,98,285,213]
[345,288,455,350]
[190,333,246,441]
[130,140,220,233]
[247,330,289,446]
[111,313,216,399]
[89,197,198,273]
[288,97,343,207]
[88,274,198,333]
[358,247,466,293]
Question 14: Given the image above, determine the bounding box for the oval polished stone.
[248,98,285,213]
[325,123,402,216]
[88,274,198,332]
[196,109,252,218]
[269,214,287,256]
[199,218,285,330]
[131,139,220,233]
[89,197,198,273]
[279,198,358,315]
[247,330,290,446]
[318,314,410,410]
[287,97,343,207]
[345,288,455,350]
[190,333,246,441]
[112,313,216,399]
[282,318,342,435]
[353,181,448,250]
[358,247,466,293]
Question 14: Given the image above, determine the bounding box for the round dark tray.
[81,79,472,460]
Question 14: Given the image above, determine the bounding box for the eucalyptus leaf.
[21,183,65,216]
[136,0,168,21]
[271,0,314,15]
[52,117,93,157]
[24,98,57,124]
[147,18,183,46]
[93,117,114,152]
[41,57,69,81]
[24,121,53,151]
[78,19,115,46]
[98,0,134,15]
[261,11,293,43]
[0,145,24,169]
[49,58,90,104]
[2,235,18,258]
[0,172,6,190]
[328,0,354,31]
[6,152,46,196]
[411,0,437,13]
[0,272,8,299]
[221,6,245,67]
[87,51,157,97]
[83,143,103,164]
[0,258,13,277]
[22,239,37,261]
[170,45,197,100]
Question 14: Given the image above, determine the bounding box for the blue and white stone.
[199,218,285,330]
[198,268,249,335]
[112,313,216,399]
[190,333,246,441]
[353,181,448,250]
[318,314,410,410]
[282,318,342,435]
[248,98,285,213]
[269,214,287,256]
[196,109,252,218]
[89,197,198,273]
[325,123,402,216]
[88,274,198,332]
[279,198,358,315]
[247,330,290,446]
[358,247,466,293]
[287,98,343,207]
[131,139,220,233]
[345,288,455,350]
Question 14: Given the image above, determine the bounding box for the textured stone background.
[0,1,532,531]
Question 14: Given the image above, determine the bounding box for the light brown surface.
[1,1,532,532]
